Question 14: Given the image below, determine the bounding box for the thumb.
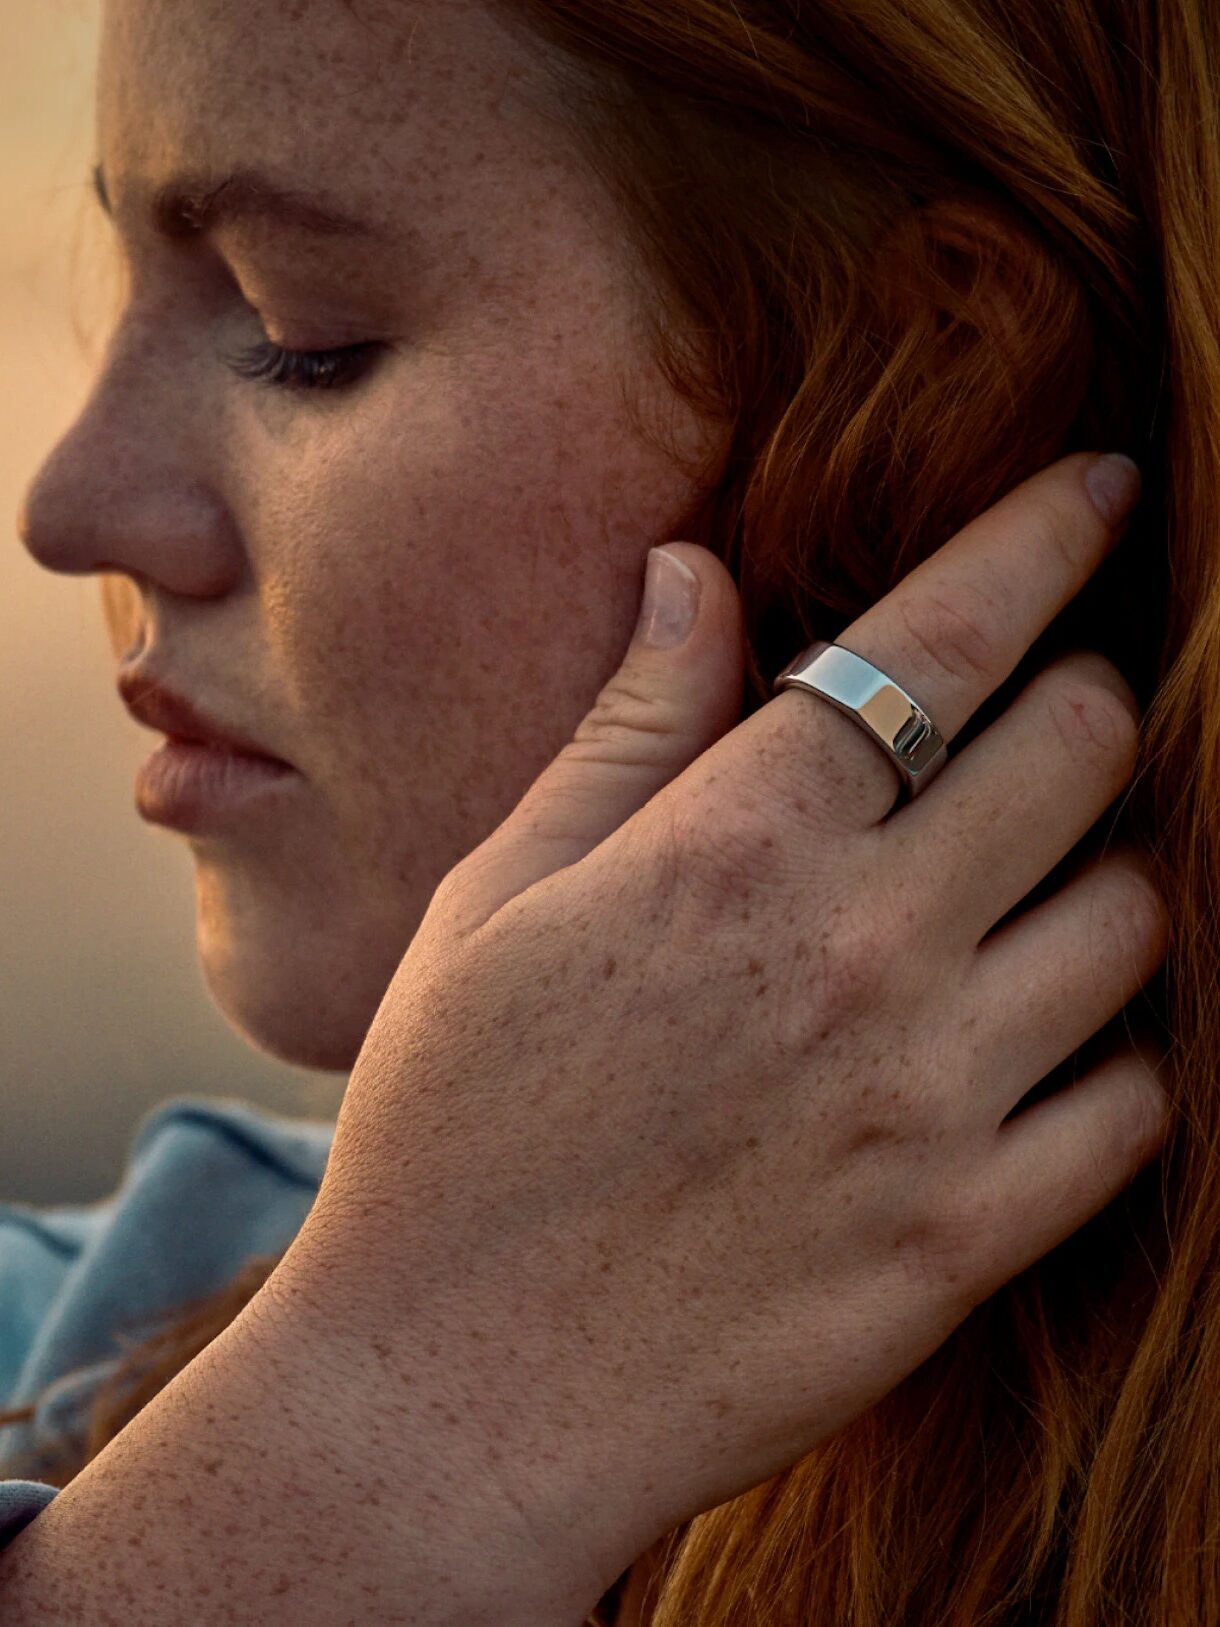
[436,542,745,937]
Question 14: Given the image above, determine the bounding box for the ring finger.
[896,649,1142,948]
[967,847,1171,1123]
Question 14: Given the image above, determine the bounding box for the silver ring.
[773,640,949,803]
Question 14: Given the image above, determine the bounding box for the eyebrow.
[90,162,393,244]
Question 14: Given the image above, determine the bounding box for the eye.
[225,340,382,393]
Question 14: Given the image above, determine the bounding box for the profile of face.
[19,0,728,1072]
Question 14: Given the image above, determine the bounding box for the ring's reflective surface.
[773,640,949,798]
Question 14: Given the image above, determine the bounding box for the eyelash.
[226,340,381,393]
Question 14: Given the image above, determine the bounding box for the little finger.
[964,1038,1170,1296]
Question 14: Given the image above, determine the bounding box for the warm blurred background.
[2,2,342,1205]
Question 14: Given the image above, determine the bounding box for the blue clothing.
[0,1095,334,1549]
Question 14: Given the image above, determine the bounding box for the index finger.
[770,452,1141,827]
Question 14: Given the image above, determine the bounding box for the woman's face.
[19,0,727,1071]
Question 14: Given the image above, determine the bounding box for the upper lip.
[117,670,290,764]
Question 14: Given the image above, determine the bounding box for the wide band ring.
[773,640,949,803]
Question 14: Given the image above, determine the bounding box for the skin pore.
[17,0,729,1074]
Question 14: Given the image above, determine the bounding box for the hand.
[278,453,1169,1616]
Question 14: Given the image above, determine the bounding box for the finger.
[768,451,1141,829]
[967,847,1171,1119]
[900,649,1141,947]
[433,543,744,938]
[968,1039,1169,1291]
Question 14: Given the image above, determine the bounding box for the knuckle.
[1045,677,1139,773]
[571,679,677,765]
[845,1085,933,1152]
[427,859,470,919]
[903,1179,989,1290]
[813,915,895,1023]
[764,918,885,1056]
[1087,1068,1168,1182]
[1121,1070,1171,1160]
[669,788,791,907]
[1112,860,1173,958]
[897,585,999,687]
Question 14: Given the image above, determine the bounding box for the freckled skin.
[19,0,728,1071]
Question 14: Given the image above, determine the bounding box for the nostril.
[113,611,148,667]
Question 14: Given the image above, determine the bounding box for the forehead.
[97,0,564,222]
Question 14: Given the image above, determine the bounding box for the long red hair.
[8,2,1220,1621]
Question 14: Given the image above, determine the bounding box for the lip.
[117,669,291,765]
[133,739,297,833]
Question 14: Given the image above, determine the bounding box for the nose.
[17,321,243,598]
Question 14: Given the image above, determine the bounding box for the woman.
[0,0,1206,1621]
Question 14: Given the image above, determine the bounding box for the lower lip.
[134,740,297,832]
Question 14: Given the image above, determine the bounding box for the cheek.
[249,352,710,721]
[232,336,723,856]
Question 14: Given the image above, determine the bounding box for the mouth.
[133,734,297,833]
[164,732,272,758]
[117,670,292,766]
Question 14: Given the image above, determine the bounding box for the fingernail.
[1085,453,1142,526]
[634,546,700,649]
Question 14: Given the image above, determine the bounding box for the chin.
[187,853,433,1073]
[205,970,371,1072]
[194,928,399,1076]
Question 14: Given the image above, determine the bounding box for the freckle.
[747,958,765,976]
[603,956,617,980]
[819,1027,831,1041]
[755,983,768,996]
[745,1136,758,1149]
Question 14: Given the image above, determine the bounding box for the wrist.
[255,1220,630,1624]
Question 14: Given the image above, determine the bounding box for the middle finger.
[768,452,1140,830]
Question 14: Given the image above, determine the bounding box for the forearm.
[0,1255,602,1626]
